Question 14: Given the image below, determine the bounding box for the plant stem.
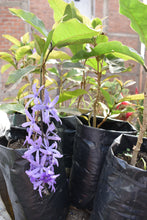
[40,43,53,100]
[97,113,109,128]
[39,43,53,132]
[93,56,101,127]
[59,62,64,108]
[131,75,147,166]
[77,61,86,109]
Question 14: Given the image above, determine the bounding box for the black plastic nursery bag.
[91,134,147,220]
[56,116,78,169]
[69,116,137,210]
[0,127,69,220]
[9,113,26,127]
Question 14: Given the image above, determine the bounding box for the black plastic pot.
[69,117,137,210]
[57,116,78,169]
[9,113,26,127]
[91,134,147,220]
[0,126,69,220]
[0,168,15,219]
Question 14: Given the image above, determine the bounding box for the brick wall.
[0,0,146,102]
[30,0,54,31]
[0,0,30,101]
[95,0,143,93]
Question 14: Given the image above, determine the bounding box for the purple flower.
[22,109,41,137]
[33,89,61,123]
[23,136,44,162]
[43,123,61,147]
[40,143,62,167]
[23,83,62,197]
[24,83,44,107]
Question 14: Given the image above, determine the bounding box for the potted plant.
[52,1,145,211]
[37,1,145,211]
[91,0,147,219]
[0,0,103,219]
[0,0,146,218]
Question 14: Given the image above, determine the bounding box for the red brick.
[107,0,136,35]
[30,0,54,30]
[95,0,104,19]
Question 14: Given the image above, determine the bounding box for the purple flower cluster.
[22,83,62,197]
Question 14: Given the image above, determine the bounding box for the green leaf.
[91,18,102,29]
[62,61,84,69]
[15,45,32,61]
[124,80,136,88]
[29,52,41,60]
[0,103,25,114]
[33,34,45,56]
[63,2,83,23]
[0,52,16,67]
[48,67,60,77]
[69,44,84,55]
[86,58,97,70]
[119,0,147,47]
[65,69,82,78]
[3,34,21,46]
[105,54,126,73]
[48,0,91,26]
[87,76,97,86]
[87,58,105,72]
[67,75,82,82]
[21,32,30,44]
[6,65,36,85]
[17,83,30,100]
[86,58,107,73]
[48,50,71,60]
[96,34,108,45]
[58,89,87,103]
[140,157,146,171]
[43,30,54,57]
[72,41,144,65]
[45,78,57,87]
[48,0,67,22]
[52,19,99,48]
[102,75,120,83]
[119,93,144,102]
[101,88,114,109]
[9,8,48,37]
[1,63,12,73]
[99,102,110,117]
[115,78,123,87]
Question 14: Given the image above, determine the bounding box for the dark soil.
[66,206,91,220]
[7,138,26,149]
[116,149,147,170]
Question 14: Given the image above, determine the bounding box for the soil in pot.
[66,206,90,220]
[117,149,147,170]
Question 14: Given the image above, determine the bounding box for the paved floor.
[0,195,11,220]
